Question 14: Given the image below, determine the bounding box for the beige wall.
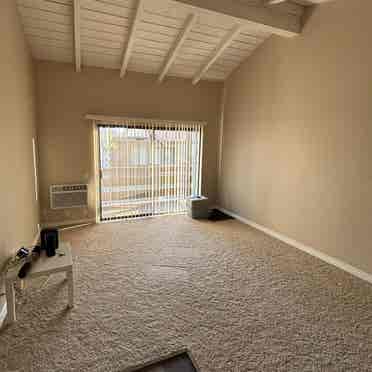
[220,0,372,274]
[0,1,39,273]
[36,61,222,224]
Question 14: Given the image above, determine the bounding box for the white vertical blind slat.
[156,125,160,214]
[198,124,203,196]
[187,125,190,206]
[180,123,184,211]
[155,122,159,214]
[146,126,150,215]
[166,123,169,215]
[182,123,186,210]
[151,122,155,216]
[176,122,180,212]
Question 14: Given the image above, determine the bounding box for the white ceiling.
[16,0,311,83]
[303,0,334,3]
[268,0,333,4]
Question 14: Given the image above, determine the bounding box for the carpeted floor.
[2,215,372,371]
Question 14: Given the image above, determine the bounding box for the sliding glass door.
[97,121,203,221]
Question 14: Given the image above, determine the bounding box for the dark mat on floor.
[135,353,197,372]
[208,208,234,221]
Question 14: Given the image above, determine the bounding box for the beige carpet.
[1,216,372,371]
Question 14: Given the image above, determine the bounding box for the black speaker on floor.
[40,228,59,257]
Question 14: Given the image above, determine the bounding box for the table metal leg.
[5,281,16,323]
[67,268,74,308]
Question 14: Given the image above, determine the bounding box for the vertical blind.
[97,119,204,221]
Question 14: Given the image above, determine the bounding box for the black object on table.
[40,228,59,257]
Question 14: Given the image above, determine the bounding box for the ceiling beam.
[120,0,143,78]
[73,0,81,72]
[267,0,287,4]
[267,1,304,18]
[192,25,242,85]
[158,13,197,83]
[173,0,302,37]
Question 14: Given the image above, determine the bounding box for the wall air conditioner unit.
[50,184,88,209]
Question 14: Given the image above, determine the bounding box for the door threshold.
[99,211,187,224]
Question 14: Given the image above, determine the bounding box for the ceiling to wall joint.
[17,0,318,83]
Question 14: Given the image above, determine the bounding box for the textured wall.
[0,0,39,270]
[219,0,372,273]
[36,61,223,225]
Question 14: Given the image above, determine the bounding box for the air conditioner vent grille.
[50,184,88,209]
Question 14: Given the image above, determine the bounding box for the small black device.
[16,247,29,259]
[40,228,59,257]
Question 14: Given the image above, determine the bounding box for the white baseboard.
[217,206,372,285]
[42,218,96,229]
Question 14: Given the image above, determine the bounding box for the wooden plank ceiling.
[16,0,306,83]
